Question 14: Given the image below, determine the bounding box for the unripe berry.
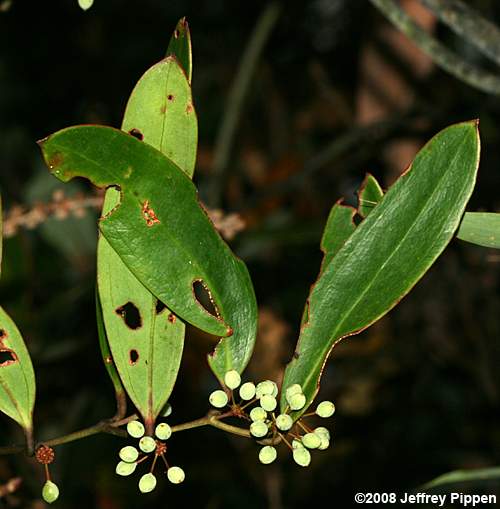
[260,394,277,412]
[249,406,267,422]
[224,370,241,390]
[316,401,335,418]
[250,420,269,438]
[285,384,302,401]
[314,426,330,440]
[239,382,256,400]
[127,420,145,438]
[292,439,304,449]
[167,466,185,484]
[116,460,137,476]
[155,422,172,440]
[138,473,157,493]
[275,413,293,431]
[259,446,277,464]
[119,446,139,463]
[317,436,330,450]
[302,432,321,449]
[139,436,156,454]
[209,389,228,408]
[256,380,278,398]
[288,393,306,411]
[293,447,311,467]
[42,480,59,504]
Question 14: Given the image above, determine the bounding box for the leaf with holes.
[39,125,258,387]
[97,46,197,426]
[281,121,480,418]
[457,212,500,248]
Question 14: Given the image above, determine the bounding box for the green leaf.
[39,125,258,384]
[457,212,500,248]
[281,121,480,417]
[357,173,384,218]
[167,17,192,84]
[421,467,500,491]
[96,55,197,424]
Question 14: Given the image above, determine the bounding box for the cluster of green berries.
[116,406,185,493]
[209,371,335,467]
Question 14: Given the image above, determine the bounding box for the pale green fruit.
[139,473,157,493]
[317,436,330,450]
[260,394,277,412]
[250,420,268,438]
[288,393,306,411]
[292,439,304,449]
[160,402,173,417]
[116,461,137,476]
[139,436,156,454]
[314,426,330,440]
[293,447,311,467]
[155,423,172,440]
[167,466,186,484]
[224,370,241,390]
[259,446,277,464]
[209,389,229,408]
[275,413,293,431]
[42,481,59,504]
[119,445,139,463]
[316,401,335,418]
[78,0,94,10]
[127,420,145,438]
[302,432,321,449]
[249,406,267,422]
[239,382,256,400]
[285,384,302,402]
[256,380,278,398]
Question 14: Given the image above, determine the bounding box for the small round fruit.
[314,426,330,440]
[250,421,269,438]
[260,394,277,412]
[224,370,241,390]
[302,432,321,449]
[292,439,304,449]
[155,422,172,440]
[139,473,157,493]
[139,436,156,454]
[275,414,293,431]
[259,446,277,464]
[285,384,302,402]
[167,466,186,484]
[293,447,311,467]
[316,401,335,418]
[209,390,229,408]
[288,393,306,411]
[78,0,94,11]
[127,420,145,438]
[239,382,256,400]
[318,436,330,450]
[116,460,137,476]
[250,406,267,422]
[42,480,59,504]
[256,380,278,398]
[119,445,139,463]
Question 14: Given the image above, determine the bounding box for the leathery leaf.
[457,212,500,249]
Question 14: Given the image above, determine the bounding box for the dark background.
[1,0,500,507]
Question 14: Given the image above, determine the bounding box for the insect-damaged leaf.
[0,198,36,436]
[96,53,197,425]
[166,17,192,84]
[281,121,480,418]
[457,212,500,249]
[39,125,258,384]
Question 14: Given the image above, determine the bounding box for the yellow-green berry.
[167,466,185,484]
[317,436,330,450]
[119,445,139,463]
[292,439,304,449]
[139,473,157,493]
[116,460,137,476]
[209,389,228,408]
[42,480,59,504]
[250,420,269,438]
[239,382,256,400]
[139,436,156,454]
[316,400,335,418]
[293,447,311,467]
[78,0,94,11]
[224,370,241,390]
[302,432,321,449]
[314,426,330,440]
[250,406,267,421]
[256,380,277,398]
[127,420,145,438]
[275,413,293,431]
[289,393,306,411]
[285,384,302,402]
[259,446,277,464]
[260,394,277,412]
[155,423,172,440]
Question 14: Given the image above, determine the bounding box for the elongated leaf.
[421,467,500,490]
[457,212,500,248]
[358,173,384,218]
[39,126,258,383]
[281,121,480,417]
[167,17,192,83]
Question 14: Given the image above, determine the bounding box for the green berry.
[127,420,145,438]
[314,426,330,440]
[302,432,321,449]
[239,382,256,400]
[78,0,94,11]
[260,394,277,412]
[316,400,335,418]
[285,384,302,402]
[119,445,139,463]
[275,413,293,431]
[139,473,157,493]
[250,420,269,438]
[209,389,228,408]
[250,406,267,421]
[160,403,173,417]
[42,480,59,504]
[224,370,241,390]
[293,447,311,467]
[288,393,306,411]
[256,380,278,398]
[317,436,330,450]
[139,436,156,454]
[167,466,185,484]
[155,422,172,440]
[259,446,277,464]
[292,439,304,449]
[116,460,137,476]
